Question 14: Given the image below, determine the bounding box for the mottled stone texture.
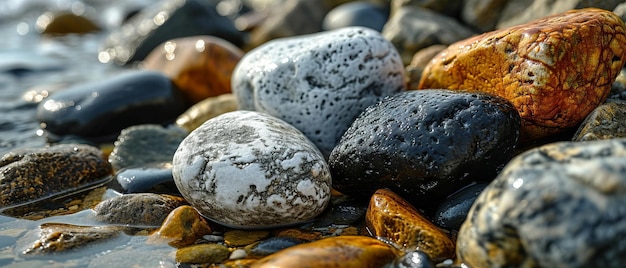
[172,111,331,229]
[418,8,626,140]
[23,223,122,254]
[458,139,626,268]
[0,144,111,209]
[572,100,626,141]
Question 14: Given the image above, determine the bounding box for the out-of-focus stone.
[418,8,626,140]
[38,12,100,35]
[390,0,463,18]
[458,138,626,267]
[94,193,187,227]
[176,243,230,264]
[366,189,455,261]
[323,2,389,32]
[608,68,626,100]
[251,236,399,268]
[382,6,475,65]
[434,183,488,231]
[388,250,436,268]
[114,163,178,194]
[572,101,626,141]
[152,205,212,248]
[246,236,305,257]
[248,0,327,49]
[108,124,187,171]
[99,0,244,65]
[23,223,123,254]
[175,93,238,132]
[224,230,270,247]
[143,36,243,104]
[405,44,447,89]
[496,0,622,30]
[0,144,111,209]
[37,71,187,140]
[461,0,509,32]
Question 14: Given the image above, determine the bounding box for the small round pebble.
[172,110,332,229]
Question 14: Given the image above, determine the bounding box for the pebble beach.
[1,0,626,267]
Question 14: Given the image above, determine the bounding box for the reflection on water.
[0,1,166,266]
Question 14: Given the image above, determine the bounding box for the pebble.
[391,0,463,18]
[224,230,270,247]
[457,138,626,267]
[232,26,406,157]
[251,236,399,268]
[172,110,332,229]
[329,89,520,208]
[0,144,111,209]
[405,44,447,89]
[36,71,187,140]
[388,250,436,268]
[93,193,187,227]
[142,36,244,104]
[247,236,305,257]
[572,100,626,141]
[418,8,626,140]
[175,243,230,264]
[247,0,327,49]
[99,0,243,65]
[23,223,122,254]
[114,163,178,194]
[152,205,212,248]
[38,12,100,35]
[382,6,475,65]
[175,93,239,132]
[108,124,188,171]
[434,183,488,231]
[461,0,509,32]
[312,198,367,227]
[323,2,389,32]
[229,248,248,260]
[366,189,455,262]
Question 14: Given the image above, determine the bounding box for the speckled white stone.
[172,110,331,229]
[232,26,406,157]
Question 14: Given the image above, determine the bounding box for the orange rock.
[366,189,455,261]
[417,8,626,140]
[251,236,399,268]
[143,36,244,104]
[151,205,212,248]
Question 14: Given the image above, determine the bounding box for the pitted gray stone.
[232,26,406,157]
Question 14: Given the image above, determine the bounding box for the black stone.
[434,182,487,231]
[323,2,389,32]
[248,236,305,257]
[329,89,520,210]
[115,164,178,194]
[37,71,187,140]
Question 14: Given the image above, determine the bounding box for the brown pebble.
[143,36,243,104]
[252,235,399,268]
[366,189,455,261]
[175,243,230,264]
[24,223,122,254]
[151,205,212,248]
[224,229,271,247]
[418,8,626,140]
[39,12,100,35]
[93,193,186,227]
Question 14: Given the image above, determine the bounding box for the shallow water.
[0,1,166,266]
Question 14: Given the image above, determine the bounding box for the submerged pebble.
[172,110,331,229]
[0,144,111,209]
[93,193,186,227]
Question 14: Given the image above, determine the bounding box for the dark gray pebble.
[248,236,305,257]
[434,182,487,231]
[329,89,520,210]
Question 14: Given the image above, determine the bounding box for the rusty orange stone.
[417,8,626,139]
[151,205,212,248]
[143,36,244,104]
[251,236,399,268]
[366,189,455,261]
